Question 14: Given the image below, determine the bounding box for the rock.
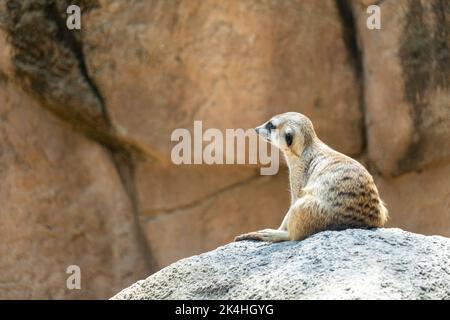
[1,0,109,135]
[112,228,450,300]
[375,163,450,236]
[0,80,149,299]
[83,0,363,159]
[353,0,450,175]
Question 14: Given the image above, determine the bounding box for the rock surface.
[374,163,450,236]
[112,228,450,300]
[83,0,363,159]
[0,79,150,299]
[353,0,450,175]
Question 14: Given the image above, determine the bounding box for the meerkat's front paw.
[234,229,289,242]
[234,231,264,242]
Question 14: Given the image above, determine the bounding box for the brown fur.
[235,112,388,242]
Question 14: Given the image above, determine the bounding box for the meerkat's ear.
[284,127,294,147]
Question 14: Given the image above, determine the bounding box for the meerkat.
[235,112,388,242]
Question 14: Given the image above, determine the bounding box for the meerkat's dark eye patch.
[265,121,276,131]
[285,132,293,146]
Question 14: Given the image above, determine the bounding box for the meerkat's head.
[255,112,317,157]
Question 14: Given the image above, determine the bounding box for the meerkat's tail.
[379,200,389,226]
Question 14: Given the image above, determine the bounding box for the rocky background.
[0,0,448,299]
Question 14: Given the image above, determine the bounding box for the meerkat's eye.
[265,121,276,131]
[285,132,293,146]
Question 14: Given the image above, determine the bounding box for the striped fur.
[235,112,388,242]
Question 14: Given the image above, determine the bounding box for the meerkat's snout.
[255,121,277,143]
[254,124,268,141]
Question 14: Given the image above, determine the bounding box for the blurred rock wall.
[0,0,448,298]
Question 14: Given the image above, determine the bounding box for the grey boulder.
[112,228,450,300]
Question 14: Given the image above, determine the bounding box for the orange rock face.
[82,0,363,159]
[353,0,450,175]
[0,81,148,299]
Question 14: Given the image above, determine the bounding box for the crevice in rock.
[43,4,158,271]
[0,71,7,83]
[142,172,271,219]
[397,0,450,174]
[335,0,369,162]
[43,1,111,127]
[1,0,157,273]
[110,151,158,272]
[51,2,158,273]
[1,0,149,160]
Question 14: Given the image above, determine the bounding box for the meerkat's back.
[305,143,388,229]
